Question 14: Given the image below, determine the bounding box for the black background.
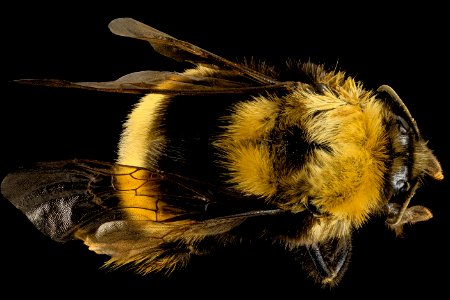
[1,2,448,298]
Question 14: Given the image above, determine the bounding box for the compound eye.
[394,179,410,194]
[395,115,411,147]
[396,115,410,135]
[392,166,409,195]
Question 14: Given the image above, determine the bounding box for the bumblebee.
[1,18,443,287]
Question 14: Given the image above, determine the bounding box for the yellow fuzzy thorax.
[216,71,390,230]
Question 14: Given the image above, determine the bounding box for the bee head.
[377,85,443,233]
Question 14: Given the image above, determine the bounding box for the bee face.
[2,12,446,293]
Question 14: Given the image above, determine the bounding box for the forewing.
[1,160,122,242]
[14,18,293,95]
[15,70,289,95]
[1,159,280,243]
[108,18,280,85]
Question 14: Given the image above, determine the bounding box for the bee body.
[1,18,443,287]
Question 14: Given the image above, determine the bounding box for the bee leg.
[386,203,433,236]
[306,238,351,286]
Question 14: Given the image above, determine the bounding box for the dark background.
[1,2,448,298]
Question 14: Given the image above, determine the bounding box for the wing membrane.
[15,70,290,95]
[14,18,294,95]
[1,159,281,242]
[108,18,280,85]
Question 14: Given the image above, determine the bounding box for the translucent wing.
[107,18,279,84]
[14,18,294,95]
[1,159,353,280]
[1,160,281,243]
[15,70,290,95]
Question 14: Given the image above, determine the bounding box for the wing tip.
[108,17,142,36]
